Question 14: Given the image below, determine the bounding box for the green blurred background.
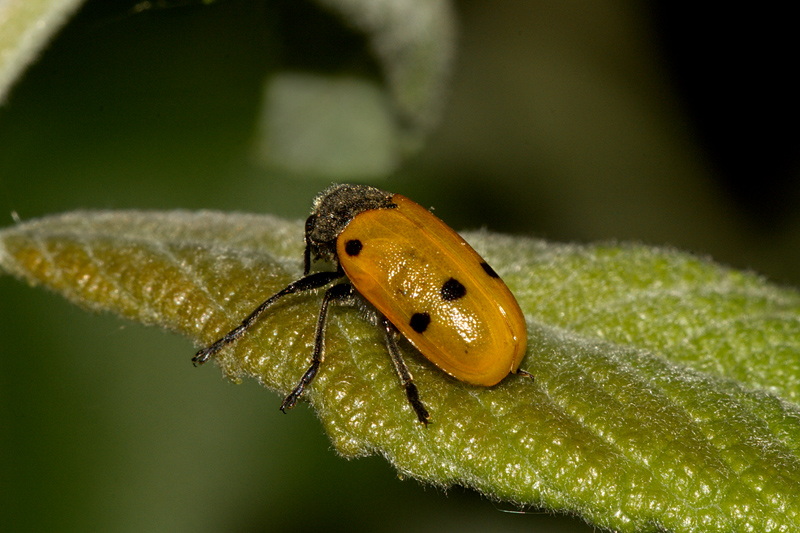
[1,1,797,531]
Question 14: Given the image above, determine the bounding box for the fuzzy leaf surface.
[2,210,799,532]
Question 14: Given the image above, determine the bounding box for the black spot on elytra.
[441,277,466,301]
[480,261,499,278]
[409,312,430,333]
[344,239,362,256]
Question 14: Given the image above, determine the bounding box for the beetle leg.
[381,316,431,425]
[302,214,316,276]
[193,270,345,365]
[280,282,354,413]
[515,368,535,381]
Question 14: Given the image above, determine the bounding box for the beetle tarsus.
[280,389,302,413]
[281,360,320,413]
[192,347,214,366]
[515,368,535,381]
[404,383,430,425]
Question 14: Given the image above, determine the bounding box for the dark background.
[1,1,797,531]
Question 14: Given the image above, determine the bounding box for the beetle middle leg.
[280,282,354,413]
[381,316,431,425]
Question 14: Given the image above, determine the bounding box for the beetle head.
[303,184,395,273]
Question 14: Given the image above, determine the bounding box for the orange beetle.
[194,184,528,424]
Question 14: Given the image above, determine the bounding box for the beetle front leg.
[280,282,354,413]
[193,270,344,365]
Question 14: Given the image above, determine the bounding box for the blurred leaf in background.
[1,0,798,532]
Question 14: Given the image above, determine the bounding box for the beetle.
[193,184,528,424]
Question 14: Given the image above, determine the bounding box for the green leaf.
[0,0,86,103]
[312,0,456,145]
[252,0,456,178]
[2,210,799,532]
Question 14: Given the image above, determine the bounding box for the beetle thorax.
[305,184,395,263]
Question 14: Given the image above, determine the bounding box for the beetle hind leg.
[381,316,431,425]
[280,282,354,413]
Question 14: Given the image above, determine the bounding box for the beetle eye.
[305,214,317,234]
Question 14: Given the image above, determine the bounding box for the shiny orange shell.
[336,194,527,386]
